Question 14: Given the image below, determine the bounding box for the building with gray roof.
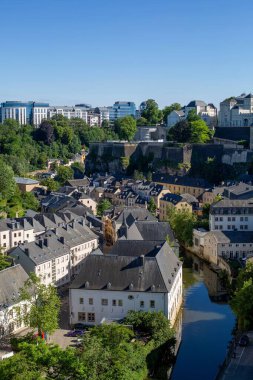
[69,241,182,326]
[0,265,29,337]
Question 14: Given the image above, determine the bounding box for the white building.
[0,265,30,337]
[219,93,253,127]
[167,101,217,128]
[0,213,77,253]
[69,241,182,326]
[9,220,98,286]
[48,106,88,123]
[209,199,253,231]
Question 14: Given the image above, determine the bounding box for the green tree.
[163,103,181,124]
[141,99,163,124]
[230,278,253,330]
[55,165,73,185]
[114,116,137,141]
[0,160,16,199]
[40,178,60,192]
[167,120,191,143]
[97,199,112,216]
[190,119,213,143]
[136,117,148,126]
[21,192,40,211]
[148,197,157,215]
[133,170,145,181]
[166,206,196,246]
[101,119,110,128]
[19,273,61,335]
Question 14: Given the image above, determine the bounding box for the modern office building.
[48,106,88,123]
[109,101,136,121]
[0,101,49,126]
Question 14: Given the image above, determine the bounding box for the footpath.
[218,331,253,380]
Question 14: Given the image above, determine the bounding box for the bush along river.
[170,251,235,380]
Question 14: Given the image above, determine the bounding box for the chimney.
[140,255,144,266]
[38,240,43,248]
[24,248,29,256]
[60,236,65,244]
[44,238,48,247]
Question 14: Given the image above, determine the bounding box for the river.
[170,253,235,380]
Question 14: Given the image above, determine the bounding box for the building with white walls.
[69,240,182,326]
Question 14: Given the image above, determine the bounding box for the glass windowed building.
[0,101,49,126]
[109,101,136,121]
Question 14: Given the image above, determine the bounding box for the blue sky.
[1,0,253,109]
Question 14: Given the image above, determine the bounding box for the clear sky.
[1,0,253,109]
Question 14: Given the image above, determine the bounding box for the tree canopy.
[114,116,137,141]
[141,99,163,124]
[97,199,112,216]
[168,111,212,144]
[19,273,61,335]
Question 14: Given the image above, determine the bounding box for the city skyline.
[1,0,253,108]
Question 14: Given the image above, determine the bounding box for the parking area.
[221,331,253,380]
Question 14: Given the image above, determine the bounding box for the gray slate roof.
[209,231,253,244]
[0,265,28,307]
[70,242,181,293]
[115,207,157,225]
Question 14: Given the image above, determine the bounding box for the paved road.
[222,331,253,380]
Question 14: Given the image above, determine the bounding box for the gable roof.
[70,242,181,293]
[0,265,29,307]
[186,100,207,108]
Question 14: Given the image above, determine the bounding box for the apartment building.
[159,193,192,221]
[9,221,98,286]
[209,199,253,231]
[69,241,182,326]
[0,101,49,126]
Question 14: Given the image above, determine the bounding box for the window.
[112,299,116,306]
[101,299,108,306]
[79,298,84,304]
[88,313,95,322]
[14,233,17,237]
[240,217,243,221]
[140,301,144,308]
[3,243,6,248]
[78,312,86,321]
[3,234,6,239]
[18,232,21,237]
[150,300,155,308]
[118,300,123,307]
[89,298,93,305]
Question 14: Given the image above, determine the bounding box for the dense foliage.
[168,110,213,144]
[19,273,61,335]
[0,311,176,380]
[165,206,196,246]
[97,199,112,216]
[230,262,253,330]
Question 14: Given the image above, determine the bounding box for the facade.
[0,101,49,126]
[0,265,30,337]
[69,241,182,326]
[193,229,253,263]
[159,194,192,221]
[9,221,98,286]
[167,101,217,128]
[219,94,253,127]
[209,199,253,231]
[48,106,88,123]
[109,101,136,121]
[153,174,210,198]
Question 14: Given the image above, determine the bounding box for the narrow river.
[170,253,235,380]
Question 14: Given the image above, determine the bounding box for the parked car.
[65,330,84,337]
[238,335,249,347]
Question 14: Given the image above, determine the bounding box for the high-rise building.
[0,101,49,126]
[109,101,136,121]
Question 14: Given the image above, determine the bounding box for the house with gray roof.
[0,265,29,337]
[9,220,98,286]
[69,241,182,326]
